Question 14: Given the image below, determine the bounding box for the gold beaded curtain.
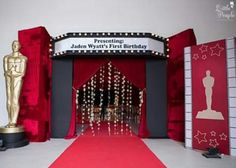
[76,62,143,136]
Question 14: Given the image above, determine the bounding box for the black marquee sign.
[50,32,169,59]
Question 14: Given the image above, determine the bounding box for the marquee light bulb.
[230,1,234,8]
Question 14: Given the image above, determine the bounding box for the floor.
[1,137,236,168]
[144,139,236,168]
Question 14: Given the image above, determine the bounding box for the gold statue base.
[0,125,29,151]
[0,126,24,134]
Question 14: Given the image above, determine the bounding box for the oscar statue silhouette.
[196,70,224,120]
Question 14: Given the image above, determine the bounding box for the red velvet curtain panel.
[67,58,148,138]
[18,26,52,142]
[65,58,107,138]
[167,29,196,141]
[111,59,148,137]
[111,59,146,89]
[73,59,108,88]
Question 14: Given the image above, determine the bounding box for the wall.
[0,0,235,125]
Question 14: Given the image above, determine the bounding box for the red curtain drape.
[65,58,107,138]
[111,59,148,137]
[18,26,52,142]
[167,29,196,141]
[66,58,148,138]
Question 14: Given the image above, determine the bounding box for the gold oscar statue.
[0,41,27,133]
[0,41,29,150]
[4,40,27,127]
[0,41,29,151]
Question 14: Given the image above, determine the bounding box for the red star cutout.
[210,131,216,136]
[192,54,199,60]
[199,44,208,53]
[219,133,227,141]
[209,139,219,148]
[210,43,224,56]
[194,130,207,144]
[201,54,207,60]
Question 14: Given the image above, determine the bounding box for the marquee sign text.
[51,32,168,58]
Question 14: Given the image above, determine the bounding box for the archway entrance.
[51,58,167,139]
[51,32,168,139]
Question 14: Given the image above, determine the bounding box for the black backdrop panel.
[51,59,73,138]
[146,60,167,138]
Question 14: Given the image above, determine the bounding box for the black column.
[51,59,73,138]
[146,60,167,138]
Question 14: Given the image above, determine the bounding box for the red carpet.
[50,124,166,168]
